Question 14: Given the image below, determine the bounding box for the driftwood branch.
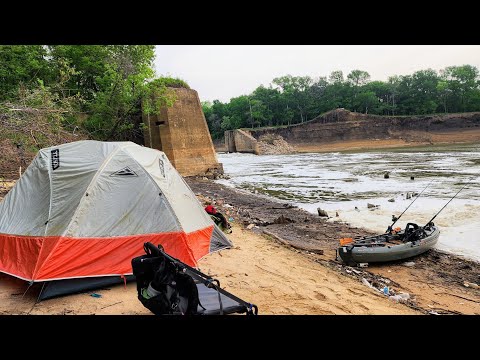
[30,130,39,147]
[435,292,480,304]
[255,265,283,278]
[263,230,324,255]
[100,301,123,310]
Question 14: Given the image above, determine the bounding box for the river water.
[216,144,480,262]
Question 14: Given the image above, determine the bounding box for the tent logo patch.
[51,149,60,171]
[110,167,138,177]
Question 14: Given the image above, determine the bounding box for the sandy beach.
[0,175,479,315]
[0,222,416,315]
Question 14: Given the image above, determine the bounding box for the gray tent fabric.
[0,140,232,243]
[0,140,232,295]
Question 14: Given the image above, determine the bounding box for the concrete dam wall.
[224,129,259,154]
[143,88,223,177]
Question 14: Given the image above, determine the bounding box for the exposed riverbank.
[187,178,480,315]
[0,178,478,314]
[216,129,480,154]
[293,129,480,153]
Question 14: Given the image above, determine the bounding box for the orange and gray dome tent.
[0,140,232,300]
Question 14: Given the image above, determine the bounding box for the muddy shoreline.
[187,177,480,314]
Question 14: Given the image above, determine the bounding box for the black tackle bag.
[132,243,200,315]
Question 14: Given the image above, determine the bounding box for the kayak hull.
[338,226,440,265]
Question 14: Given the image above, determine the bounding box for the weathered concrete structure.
[224,129,260,154]
[143,88,223,177]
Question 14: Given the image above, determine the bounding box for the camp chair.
[132,242,258,315]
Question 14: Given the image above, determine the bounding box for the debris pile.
[257,134,297,155]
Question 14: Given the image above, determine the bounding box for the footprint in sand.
[355,303,370,312]
[347,288,366,297]
[314,292,327,301]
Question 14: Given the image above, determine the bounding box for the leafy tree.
[225,95,250,129]
[0,45,52,100]
[249,99,270,127]
[436,79,450,113]
[329,70,344,84]
[85,46,156,140]
[203,101,225,139]
[272,75,314,123]
[396,69,439,115]
[387,75,401,115]
[45,46,156,140]
[347,70,371,112]
[251,85,281,126]
[347,70,371,87]
[323,70,348,110]
[443,65,479,112]
[356,91,378,114]
[363,81,390,115]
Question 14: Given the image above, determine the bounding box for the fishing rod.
[386,179,434,233]
[424,178,475,227]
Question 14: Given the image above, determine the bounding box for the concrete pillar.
[142,87,223,177]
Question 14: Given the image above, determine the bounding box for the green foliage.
[0,46,53,100]
[142,77,189,116]
[0,45,165,142]
[204,65,480,134]
[0,81,86,154]
[75,45,156,141]
[347,70,370,87]
[442,65,480,112]
[148,77,190,89]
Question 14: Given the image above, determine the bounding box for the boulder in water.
[317,208,328,217]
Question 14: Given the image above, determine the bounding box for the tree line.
[0,45,187,142]
[202,66,480,139]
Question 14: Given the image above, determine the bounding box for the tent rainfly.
[0,140,232,300]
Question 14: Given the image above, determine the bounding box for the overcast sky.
[154,45,480,103]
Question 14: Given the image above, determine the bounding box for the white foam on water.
[218,144,480,262]
[300,197,480,262]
